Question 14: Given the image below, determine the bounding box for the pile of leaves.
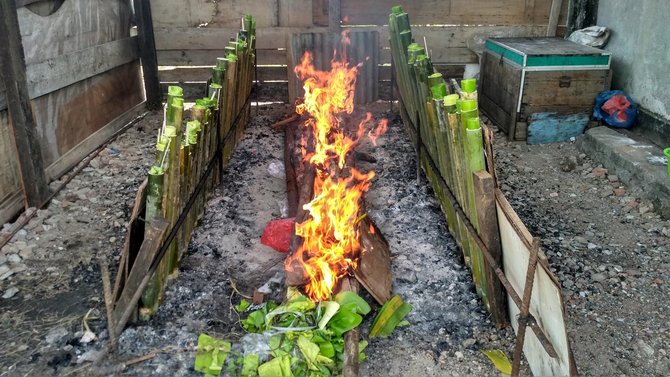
[195,288,372,377]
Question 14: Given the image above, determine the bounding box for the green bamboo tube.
[465,117,487,297]
[191,104,209,220]
[176,138,190,261]
[164,100,184,277]
[140,165,165,318]
[461,78,478,102]
[165,86,183,124]
[153,134,169,168]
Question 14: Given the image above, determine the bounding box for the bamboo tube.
[464,116,487,300]
[139,166,164,316]
[164,98,184,276]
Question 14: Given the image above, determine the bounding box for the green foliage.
[196,290,380,377]
[194,333,231,376]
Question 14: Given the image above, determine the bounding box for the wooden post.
[133,0,162,110]
[328,0,341,33]
[0,0,50,208]
[546,0,564,36]
[473,171,507,328]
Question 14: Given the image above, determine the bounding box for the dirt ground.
[0,85,668,376]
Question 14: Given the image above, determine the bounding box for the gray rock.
[6,254,21,264]
[2,287,19,299]
[588,243,598,250]
[462,338,476,348]
[455,351,464,361]
[76,349,105,364]
[0,255,6,265]
[591,273,607,282]
[607,175,619,183]
[45,327,70,346]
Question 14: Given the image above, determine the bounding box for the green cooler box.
[480,37,611,143]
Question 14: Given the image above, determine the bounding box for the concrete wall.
[597,1,670,121]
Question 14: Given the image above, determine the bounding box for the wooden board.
[0,37,140,112]
[340,0,568,26]
[150,0,313,28]
[480,50,522,135]
[496,190,576,376]
[157,49,286,66]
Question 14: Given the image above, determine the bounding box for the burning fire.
[287,31,388,301]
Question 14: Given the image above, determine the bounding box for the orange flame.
[287,31,388,301]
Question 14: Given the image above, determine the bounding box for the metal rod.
[511,238,541,376]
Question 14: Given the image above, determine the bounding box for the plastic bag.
[260,218,295,253]
[567,26,610,48]
[593,90,637,129]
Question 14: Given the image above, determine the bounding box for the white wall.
[597,0,670,121]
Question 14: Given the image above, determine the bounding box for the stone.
[549,192,559,198]
[2,287,19,299]
[0,255,6,265]
[0,265,13,280]
[588,243,598,250]
[592,167,608,178]
[639,204,653,215]
[613,188,626,197]
[607,175,619,183]
[6,254,21,264]
[592,273,607,282]
[455,351,464,361]
[654,278,664,286]
[76,349,104,364]
[462,338,476,348]
[560,156,578,172]
[45,327,70,346]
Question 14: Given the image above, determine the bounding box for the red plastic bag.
[261,218,295,253]
[601,94,631,122]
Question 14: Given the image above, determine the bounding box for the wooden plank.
[133,0,162,110]
[0,0,49,207]
[150,0,313,28]
[112,216,169,337]
[341,0,568,26]
[473,171,507,327]
[496,190,575,376]
[547,0,564,36]
[0,111,21,203]
[159,66,287,83]
[0,190,24,227]
[0,38,140,112]
[154,27,329,51]
[5,37,138,112]
[479,50,522,138]
[312,0,329,26]
[157,49,286,66]
[329,0,341,32]
[45,101,147,181]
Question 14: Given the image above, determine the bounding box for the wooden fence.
[152,0,568,99]
[0,0,148,224]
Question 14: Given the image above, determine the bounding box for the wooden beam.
[112,215,169,338]
[0,0,50,208]
[547,0,564,36]
[473,171,507,328]
[133,0,162,110]
[328,0,341,33]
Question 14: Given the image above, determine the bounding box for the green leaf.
[194,333,231,376]
[242,310,266,333]
[327,310,363,337]
[318,342,335,358]
[298,335,322,371]
[235,299,251,313]
[358,340,368,352]
[317,301,340,330]
[481,349,512,376]
[241,354,260,377]
[258,355,294,377]
[333,292,371,315]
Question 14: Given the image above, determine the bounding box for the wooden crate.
[480,37,611,143]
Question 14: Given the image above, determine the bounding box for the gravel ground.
[1,87,668,376]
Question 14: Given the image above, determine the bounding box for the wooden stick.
[99,259,117,350]
[271,113,300,130]
[511,238,540,376]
